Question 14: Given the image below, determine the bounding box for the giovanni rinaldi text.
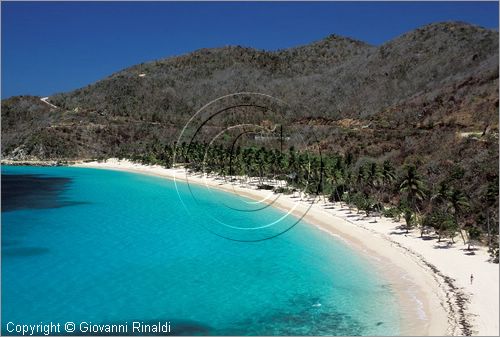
[5,321,172,335]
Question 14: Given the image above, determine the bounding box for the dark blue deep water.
[1,166,400,335]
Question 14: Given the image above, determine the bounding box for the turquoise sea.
[2,166,400,335]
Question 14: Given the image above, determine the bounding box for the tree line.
[126,140,499,262]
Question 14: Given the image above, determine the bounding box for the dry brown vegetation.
[1,22,498,249]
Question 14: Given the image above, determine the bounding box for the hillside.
[2,21,499,204]
[2,21,498,158]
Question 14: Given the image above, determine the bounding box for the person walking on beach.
[470,274,474,284]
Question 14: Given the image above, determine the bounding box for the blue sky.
[1,1,498,98]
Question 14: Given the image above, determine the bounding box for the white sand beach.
[73,158,499,336]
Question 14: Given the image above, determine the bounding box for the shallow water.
[2,166,400,335]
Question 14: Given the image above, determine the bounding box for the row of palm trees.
[129,140,499,261]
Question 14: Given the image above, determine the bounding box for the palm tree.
[356,164,368,193]
[367,162,382,219]
[483,176,499,252]
[426,181,452,238]
[326,162,346,206]
[381,160,396,186]
[449,188,470,244]
[399,165,426,205]
[432,181,451,205]
[380,160,396,196]
[344,170,355,212]
[399,165,426,232]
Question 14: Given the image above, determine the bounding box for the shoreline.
[4,159,499,335]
